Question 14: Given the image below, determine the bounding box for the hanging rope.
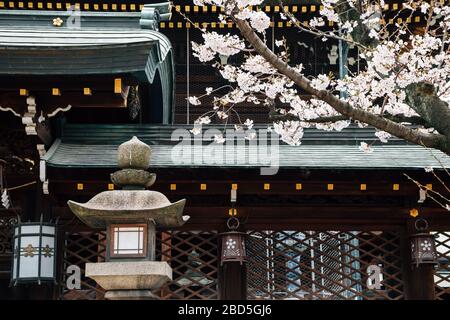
[1,180,37,210]
[6,181,37,191]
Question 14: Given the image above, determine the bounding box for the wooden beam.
[52,205,449,226]
[0,75,138,91]
[46,179,439,196]
[37,92,127,108]
[1,92,127,110]
[46,167,437,182]
[0,92,26,115]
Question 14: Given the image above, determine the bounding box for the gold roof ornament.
[52,17,63,27]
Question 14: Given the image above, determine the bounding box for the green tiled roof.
[42,124,450,170]
[0,9,172,76]
[0,28,171,78]
[0,8,174,122]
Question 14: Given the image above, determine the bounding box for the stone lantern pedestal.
[67,136,189,299]
[86,261,172,300]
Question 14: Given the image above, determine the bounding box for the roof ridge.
[42,140,450,169]
[59,123,407,146]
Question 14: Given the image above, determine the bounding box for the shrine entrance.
[58,224,450,300]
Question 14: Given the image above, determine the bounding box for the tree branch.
[278,0,369,50]
[269,113,348,122]
[269,112,429,126]
[233,14,450,155]
[405,82,450,137]
[333,0,379,48]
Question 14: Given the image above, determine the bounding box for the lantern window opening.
[110,224,147,258]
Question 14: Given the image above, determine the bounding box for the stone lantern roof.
[67,136,189,229]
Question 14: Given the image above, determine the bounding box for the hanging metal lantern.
[410,218,438,267]
[11,215,58,285]
[220,216,246,265]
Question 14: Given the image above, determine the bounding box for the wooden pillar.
[52,226,66,300]
[33,181,57,300]
[404,219,436,300]
[218,222,247,300]
[160,232,172,299]
[219,262,247,300]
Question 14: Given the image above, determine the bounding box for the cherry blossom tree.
[185,0,450,155]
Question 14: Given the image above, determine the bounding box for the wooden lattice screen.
[60,231,107,300]
[59,228,450,300]
[434,231,450,300]
[246,230,405,300]
[156,231,219,299]
[60,230,219,300]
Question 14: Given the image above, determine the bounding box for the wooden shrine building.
[0,1,450,300]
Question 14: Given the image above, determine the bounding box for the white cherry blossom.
[359,142,374,153]
[244,118,254,129]
[249,11,271,33]
[188,96,201,106]
[214,134,226,144]
[217,110,229,119]
[190,127,202,135]
[375,131,392,143]
[195,116,211,125]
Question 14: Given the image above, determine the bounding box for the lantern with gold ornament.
[11,215,58,285]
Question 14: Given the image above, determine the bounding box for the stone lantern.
[67,136,189,299]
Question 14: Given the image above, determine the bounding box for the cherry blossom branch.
[424,0,436,34]
[232,11,450,155]
[277,0,369,50]
[404,173,450,211]
[182,0,450,151]
[421,143,450,182]
[269,113,348,122]
[269,112,431,126]
[431,170,450,194]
